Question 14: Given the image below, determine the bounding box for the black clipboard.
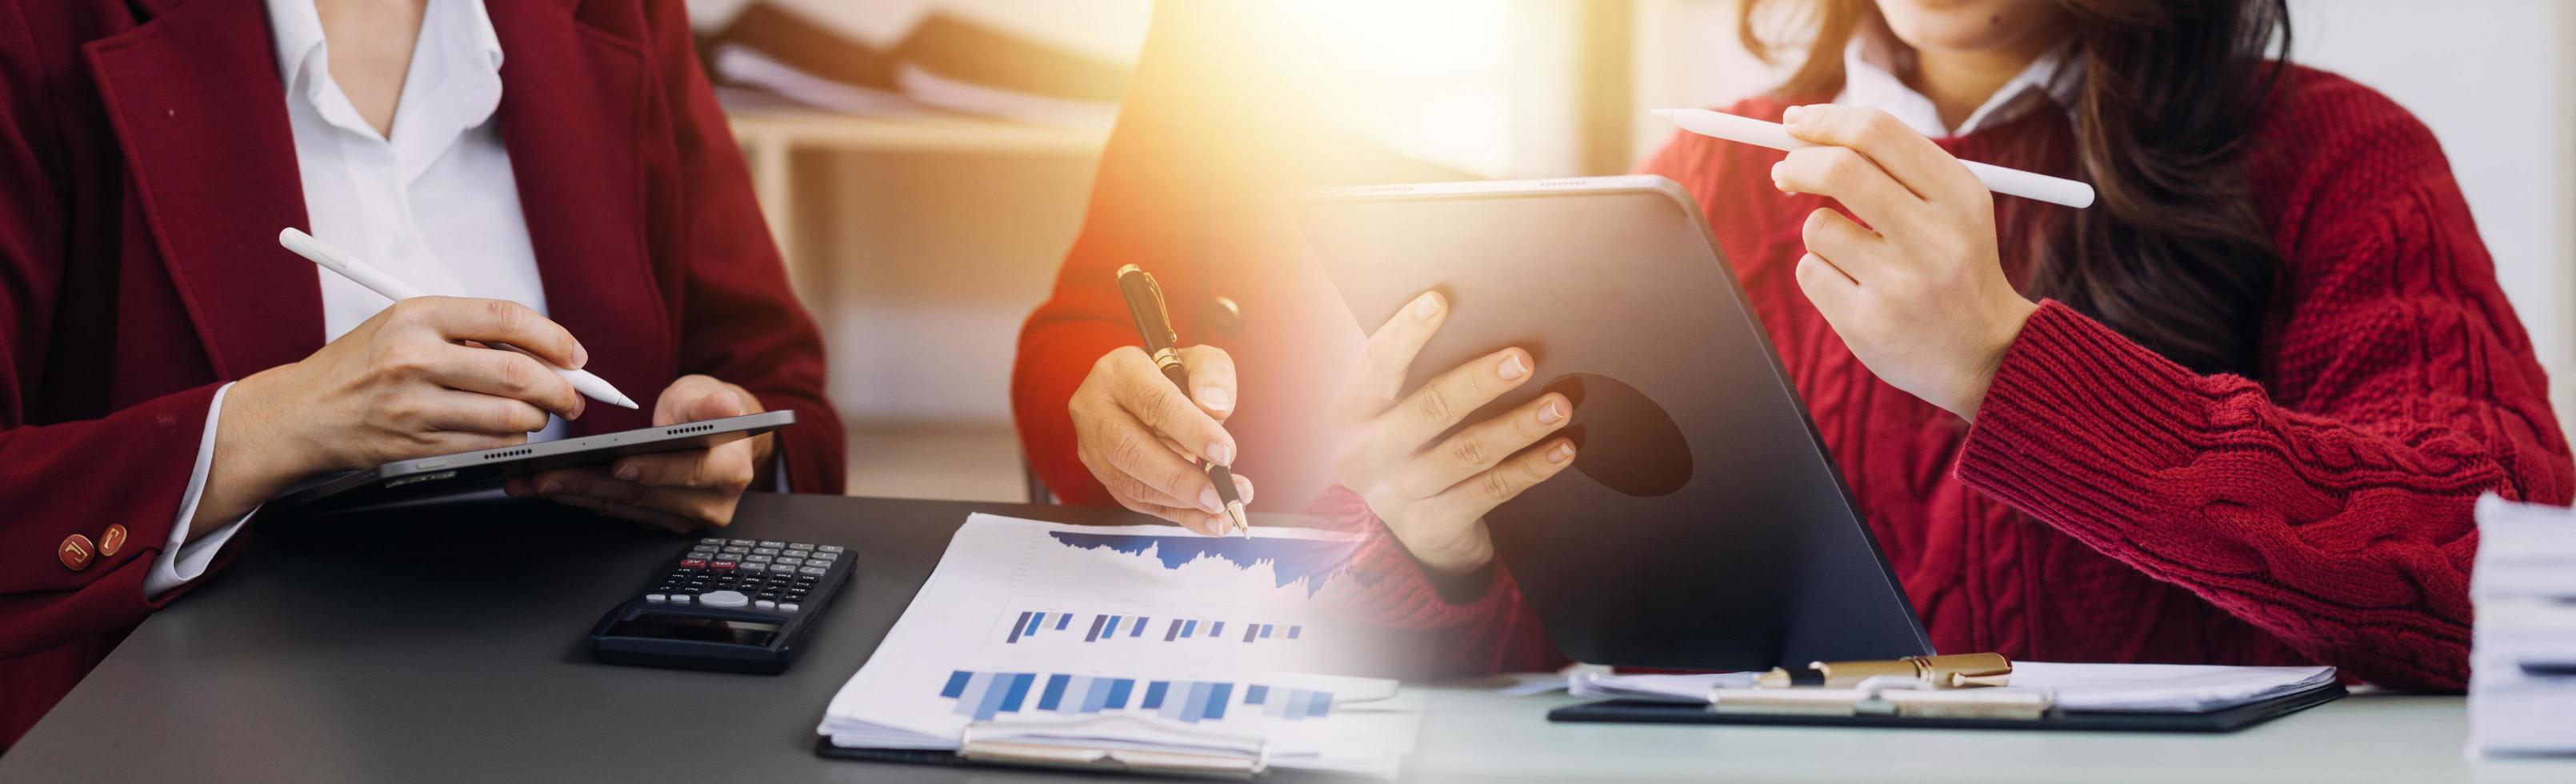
[1548,682,2346,733]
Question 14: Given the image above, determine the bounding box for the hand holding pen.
[1061,265,1257,537]
[187,231,615,537]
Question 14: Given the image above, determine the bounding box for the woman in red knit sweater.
[1012,0,2572,690]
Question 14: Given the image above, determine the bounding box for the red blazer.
[0,0,845,745]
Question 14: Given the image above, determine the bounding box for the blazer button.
[1208,296,1243,337]
[58,534,95,571]
[100,524,130,557]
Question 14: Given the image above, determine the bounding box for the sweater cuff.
[1955,300,2222,515]
[1309,486,1520,629]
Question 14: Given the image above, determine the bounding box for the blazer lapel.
[85,0,322,378]
[486,0,672,434]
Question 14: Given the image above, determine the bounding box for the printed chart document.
[819,514,1420,777]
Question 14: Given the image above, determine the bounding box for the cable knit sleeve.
[1954,92,2574,690]
[1312,486,1566,677]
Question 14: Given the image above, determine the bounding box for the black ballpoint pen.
[1115,264,1250,537]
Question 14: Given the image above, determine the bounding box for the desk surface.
[2,494,2566,783]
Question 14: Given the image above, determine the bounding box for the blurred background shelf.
[720,106,1109,502]
[728,110,1106,291]
[725,110,1107,502]
[840,422,1027,502]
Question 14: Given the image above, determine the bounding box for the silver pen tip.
[1226,502,1249,538]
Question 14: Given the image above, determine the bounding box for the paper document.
[1570,670,1758,702]
[1572,662,2334,713]
[818,514,1419,777]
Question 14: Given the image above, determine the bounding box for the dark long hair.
[1739,0,2291,377]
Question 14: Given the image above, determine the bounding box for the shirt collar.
[263,0,505,106]
[263,0,326,99]
[1834,28,2081,138]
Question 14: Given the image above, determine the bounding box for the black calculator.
[587,536,853,674]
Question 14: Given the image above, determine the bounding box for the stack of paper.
[1571,662,2336,712]
[817,514,1421,778]
[2470,494,2576,757]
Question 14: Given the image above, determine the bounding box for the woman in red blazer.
[1014,1,2573,690]
[0,0,843,745]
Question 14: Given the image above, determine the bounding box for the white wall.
[2284,0,2575,440]
[1634,0,2576,440]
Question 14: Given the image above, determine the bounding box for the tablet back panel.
[1302,176,1931,670]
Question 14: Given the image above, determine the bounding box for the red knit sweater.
[1324,67,2574,690]
[1014,65,2574,690]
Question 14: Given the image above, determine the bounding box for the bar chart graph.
[1004,610,1306,646]
[939,669,1335,724]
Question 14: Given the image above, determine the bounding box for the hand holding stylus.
[1765,105,2040,420]
[201,294,594,536]
[279,229,638,410]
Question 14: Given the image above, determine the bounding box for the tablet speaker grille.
[668,423,715,435]
[482,448,533,461]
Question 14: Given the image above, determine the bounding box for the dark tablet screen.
[1302,176,1932,670]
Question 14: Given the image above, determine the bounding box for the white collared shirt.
[149,0,550,597]
[1834,30,2082,138]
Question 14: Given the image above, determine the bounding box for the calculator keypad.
[658,538,835,611]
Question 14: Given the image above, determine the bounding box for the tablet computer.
[1300,175,1932,670]
[265,410,797,517]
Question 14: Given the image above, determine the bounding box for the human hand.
[1330,291,1577,575]
[1068,345,1254,535]
[206,298,588,532]
[1773,104,2040,419]
[509,374,774,532]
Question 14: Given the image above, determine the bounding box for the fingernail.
[1498,352,1528,380]
[1199,486,1224,514]
[539,479,562,494]
[1207,440,1235,465]
[1550,442,1576,462]
[571,342,590,369]
[1414,291,1442,318]
[615,463,638,481]
[1783,106,1805,123]
[1198,386,1233,411]
[1538,398,1565,424]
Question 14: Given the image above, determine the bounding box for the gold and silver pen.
[1115,264,1250,537]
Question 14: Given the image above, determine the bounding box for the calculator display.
[605,614,783,646]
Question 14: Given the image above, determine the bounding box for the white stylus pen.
[278,228,640,410]
[1653,109,2096,209]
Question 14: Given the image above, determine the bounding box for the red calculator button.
[679,558,707,568]
[710,560,738,570]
